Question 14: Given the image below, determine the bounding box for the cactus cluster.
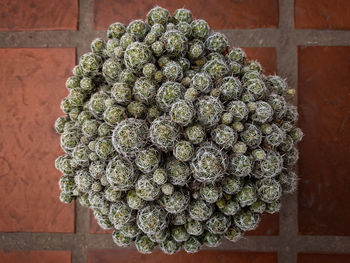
[55,6,303,254]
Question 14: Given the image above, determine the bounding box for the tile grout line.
[71,1,95,263]
[1,233,350,252]
[1,30,350,49]
[276,1,299,263]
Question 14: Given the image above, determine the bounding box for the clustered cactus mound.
[55,6,303,254]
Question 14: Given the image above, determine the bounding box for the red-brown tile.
[88,250,277,263]
[90,210,113,234]
[0,0,78,31]
[94,0,278,30]
[295,0,350,29]
[246,213,279,236]
[298,46,350,235]
[0,250,71,263]
[0,48,76,232]
[298,253,350,263]
[243,47,277,75]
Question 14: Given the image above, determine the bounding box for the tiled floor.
[0,0,350,262]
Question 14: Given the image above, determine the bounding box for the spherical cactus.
[219,77,242,101]
[137,204,167,234]
[59,175,76,193]
[166,158,190,186]
[152,168,168,185]
[191,143,227,183]
[150,117,179,151]
[197,96,224,126]
[135,234,155,254]
[183,236,202,253]
[205,32,228,53]
[189,199,213,221]
[222,176,243,194]
[187,39,205,61]
[225,226,243,242]
[112,118,148,156]
[133,77,157,104]
[147,6,170,26]
[256,178,282,203]
[160,190,190,213]
[191,19,210,39]
[112,230,132,247]
[234,210,260,231]
[236,184,258,207]
[161,183,174,195]
[135,175,160,201]
[256,151,283,178]
[211,124,237,149]
[221,199,241,216]
[106,157,138,190]
[173,140,195,162]
[185,124,206,144]
[109,200,132,229]
[55,5,303,254]
[230,154,252,177]
[161,30,188,57]
[171,225,190,242]
[163,61,183,81]
[170,211,187,225]
[95,137,114,160]
[104,186,122,202]
[126,189,145,210]
[199,183,222,204]
[135,147,160,173]
[227,100,248,121]
[202,231,222,247]
[206,212,231,235]
[170,100,195,126]
[156,81,185,111]
[191,72,213,93]
[251,101,274,123]
[203,58,229,79]
[185,220,204,236]
[120,221,141,238]
[147,228,170,243]
[240,123,262,148]
[160,238,181,254]
[124,42,151,71]
[79,52,102,76]
[250,200,267,214]
[74,169,93,192]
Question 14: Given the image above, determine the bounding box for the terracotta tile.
[88,250,277,263]
[243,47,277,75]
[246,213,279,236]
[0,250,71,263]
[89,210,113,234]
[94,0,278,30]
[0,48,76,232]
[298,46,350,235]
[295,0,350,29]
[0,0,78,31]
[298,253,350,263]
